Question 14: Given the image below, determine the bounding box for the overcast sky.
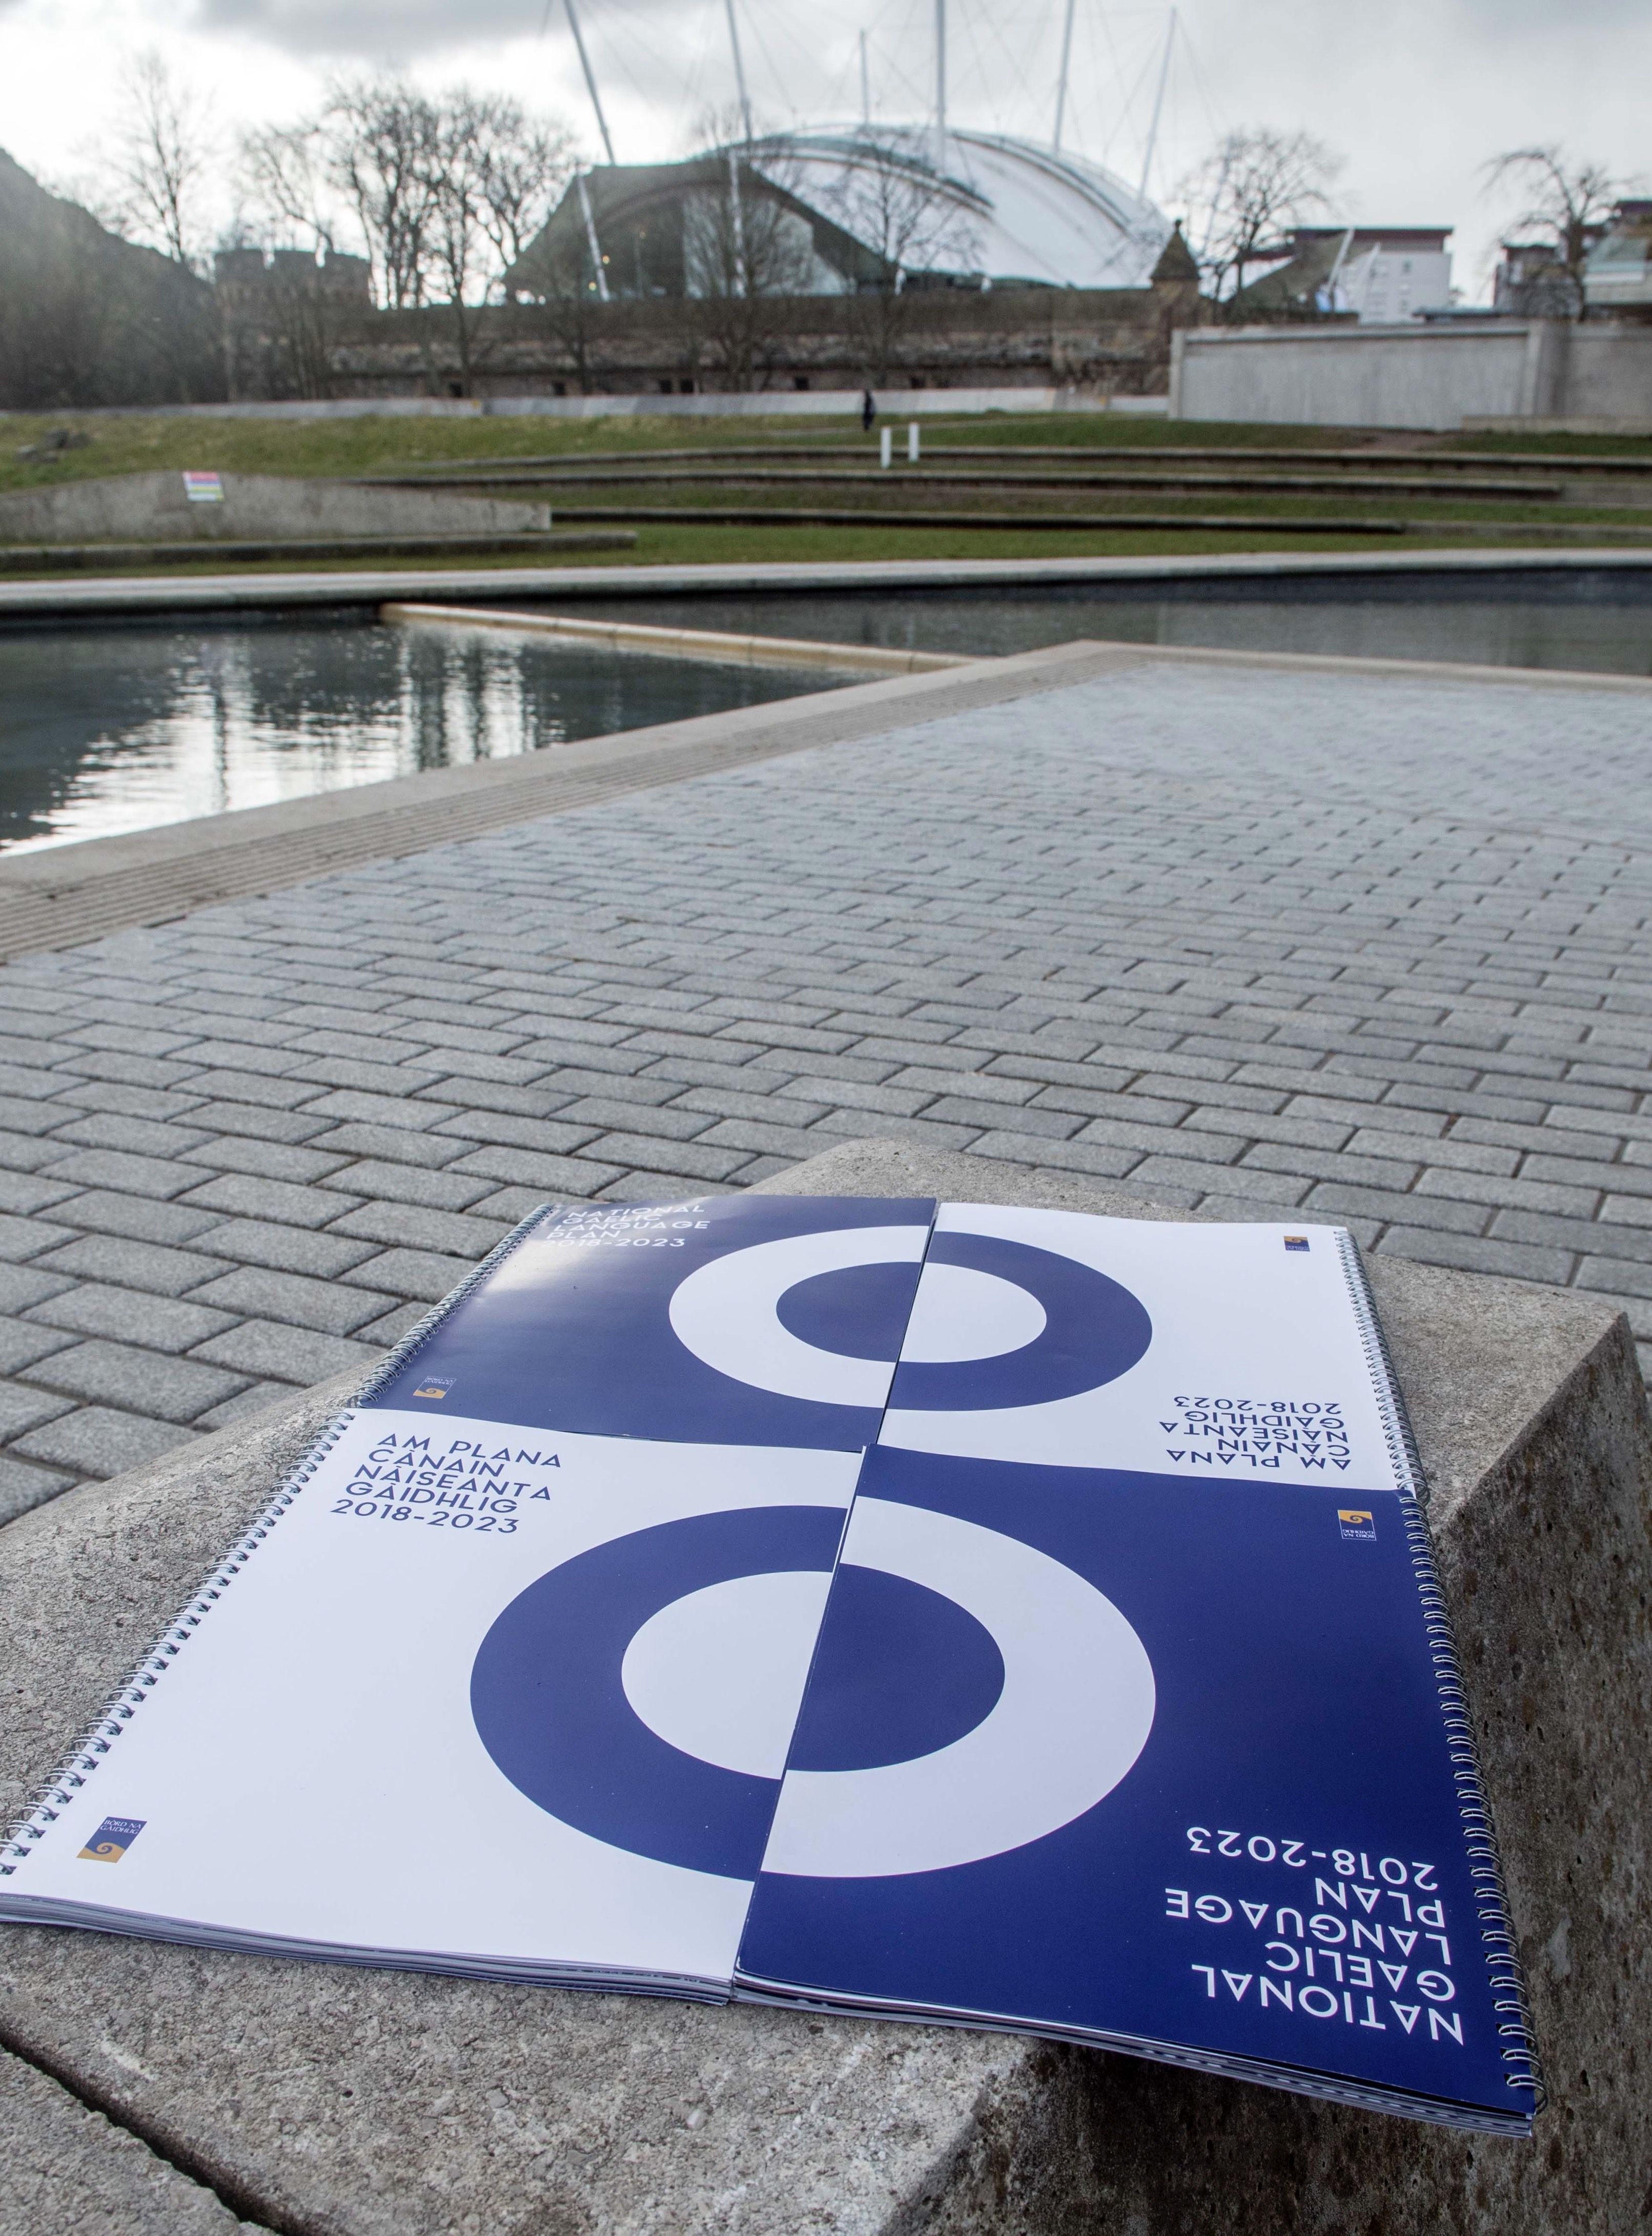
[1,0,1645,298]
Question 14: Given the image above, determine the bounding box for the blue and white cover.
[0,1193,1533,2132]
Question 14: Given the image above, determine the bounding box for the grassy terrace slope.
[4,409,1652,574]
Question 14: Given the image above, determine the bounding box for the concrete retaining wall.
[42,390,1171,425]
[0,472,553,546]
[1,1137,1647,2232]
[1170,318,1652,432]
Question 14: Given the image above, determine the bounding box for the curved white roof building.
[760,125,1172,291]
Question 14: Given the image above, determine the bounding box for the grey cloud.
[194,0,683,62]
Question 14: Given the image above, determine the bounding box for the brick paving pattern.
[0,653,1648,1522]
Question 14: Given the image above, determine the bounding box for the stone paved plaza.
[0,648,1648,1519]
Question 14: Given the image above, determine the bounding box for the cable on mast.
[564,0,616,166]
[724,0,754,144]
[1137,7,1175,204]
[1052,0,1077,152]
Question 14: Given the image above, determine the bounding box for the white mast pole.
[724,0,754,145]
[860,29,871,125]
[575,171,610,301]
[1052,0,1077,153]
[1136,6,1174,204]
[934,0,946,171]
[564,0,616,166]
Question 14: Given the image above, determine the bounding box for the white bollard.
[880,425,892,470]
[908,421,920,462]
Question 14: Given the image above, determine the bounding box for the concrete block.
[0,1211,77,1261]
[335,1246,477,1303]
[0,1455,73,1526]
[174,1175,365,1230]
[187,1320,381,1387]
[8,1403,195,1477]
[19,1340,250,1425]
[27,1286,238,1354]
[42,1193,230,1248]
[1,1140,1646,2232]
[304,1124,481,1170]
[185,1221,381,1279]
[36,1148,206,1200]
[1,2041,243,2233]
[0,1319,77,1376]
[30,1235,232,1299]
[178,1137,355,1184]
[321,1202,512,1260]
[183,1267,398,1337]
[0,1381,76,1438]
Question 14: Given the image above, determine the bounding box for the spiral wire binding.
[1334,1228,1427,1503]
[1335,1228,1544,2117]
[1,1205,564,1876]
[1395,1495,1546,2113]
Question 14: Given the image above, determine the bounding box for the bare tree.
[1484,146,1624,316]
[473,107,578,276]
[320,78,441,310]
[680,117,819,391]
[814,130,980,384]
[1177,127,1343,303]
[101,52,216,271]
[238,124,338,258]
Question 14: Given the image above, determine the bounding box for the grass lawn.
[4,411,1652,577]
[6,408,1652,503]
[7,517,1651,585]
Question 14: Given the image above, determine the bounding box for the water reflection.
[566,570,1652,676]
[0,621,828,853]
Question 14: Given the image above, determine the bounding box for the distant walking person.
[861,388,875,431]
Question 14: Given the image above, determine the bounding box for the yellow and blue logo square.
[77,1816,145,1863]
[1338,1509,1376,1542]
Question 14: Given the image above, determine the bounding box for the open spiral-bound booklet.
[0,1192,1540,2136]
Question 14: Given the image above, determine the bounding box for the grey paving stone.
[30,1234,231,1297]
[182,1068,324,1109]
[0,1263,75,1313]
[177,1135,353,1183]
[181,1100,340,1143]
[6,650,1652,1466]
[0,1169,86,1213]
[290,1089,451,1131]
[323,1201,514,1259]
[174,1173,366,1228]
[304,1122,481,1168]
[0,1317,77,1374]
[46,1111,213,1159]
[1374,1226,1578,1286]
[191,1381,301,1431]
[187,1218,383,1278]
[353,1299,437,1347]
[0,1212,77,1261]
[20,1339,250,1424]
[0,1453,74,1523]
[10,1405,197,1478]
[0,1380,76,1437]
[185,1266,399,1335]
[188,1319,383,1385]
[26,1285,237,1353]
[35,1147,205,1200]
[338,1246,476,1302]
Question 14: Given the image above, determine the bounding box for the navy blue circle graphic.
[470,1506,842,1879]
[887,1231,1152,1412]
[776,1261,924,1364]
[787,1567,1004,1772]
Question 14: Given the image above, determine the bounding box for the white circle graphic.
[621,1569,834,1779]
[667,1225,930,1406]
[761,1498,1156,1879]
[902,1261,1046,1364]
